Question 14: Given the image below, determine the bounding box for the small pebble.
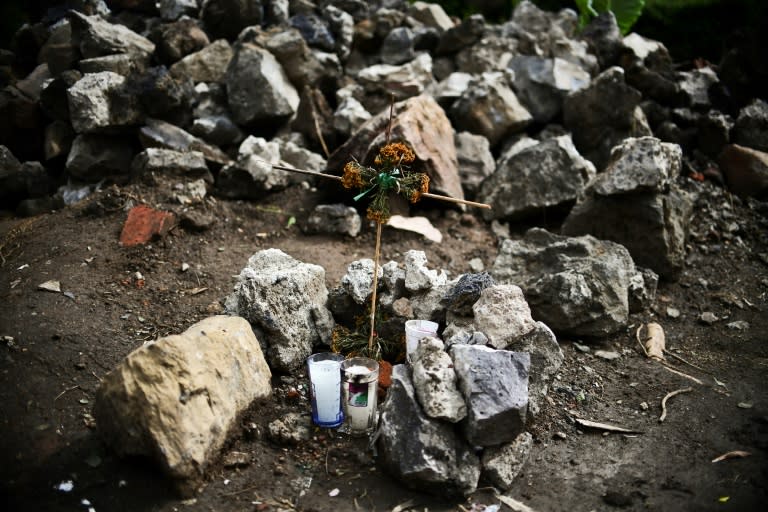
[554,431,567,440]
[727,321,750,330]
[700,312,718,325]
[666,307,681,318]
[595,350,621,361]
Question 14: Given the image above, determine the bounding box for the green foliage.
[574,0,646,34]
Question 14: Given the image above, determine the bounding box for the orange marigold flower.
[341,161,365,189]
[420,173,430,194]
[377,142,415,165]
[366,207,388,223]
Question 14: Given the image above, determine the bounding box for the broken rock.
[94,315,271,494]
[411,337,467,423]
[378,364,480,496]
[224,249,334,371]
[451,344,530,447]
[119,204,176,247]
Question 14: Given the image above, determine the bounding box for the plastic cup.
[405,319,438,362]
[306,353,345,427]
[340,357,380,435]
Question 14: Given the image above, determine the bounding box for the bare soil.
[1,176,766,512]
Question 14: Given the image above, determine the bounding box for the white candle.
[308,358,342,426]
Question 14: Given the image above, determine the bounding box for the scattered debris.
[38,280,62,293]
[119,205,176,247]
[726,320,750,330]
[699,312,719,325]
[573,417,643,434]
[666,307,681,318]
[387,215,443,243]
[711,450,751,463]
[328,488,340,497]
[737,402,753,409]
[495,493,538,512]
[659,387,693,422]
[594,350,620,361]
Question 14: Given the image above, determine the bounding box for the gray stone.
[304,204,361,237]
[410,281,455,322]
[224,249,334,372]
[436,14,485,55]
[592,137,682,195]
[149,18,210,65]
[450,344,530,447]
[381,27,416,65]
[275,138,326,175]
[131,148,212,184]
[407,2,455,33]
[509,56,591,124]
[67,72,143,134]
[341,259,382,305]
[451,72,533,147]
[378,365,480,496]
[430,72,472,106]
[139,118,230,165]
[563,67,651,170]
[732,99,768,153]
[290,13,335,52]
[454,131,495,198]
[78,53,150,76]
[322,4,354,59]
[94,316,271,494]
[455,35,518,74]
[216,136,289,198]
[170,39,233,83]
[39,21,78,75]
[491,228,636,337]
[562,138,693,279]
[481,432,533,490]
[472,285,537,349]
[69,11,155,59]
[357,53,435,100]
[411,337,467,423]
[333,96,371,137]
[511,322,563,417]
[677,67,718,109]
[263,29,342,94]
[379,260,406,309]
[628,267,659,313]
[404,250,448,292]
[158,0,199,21]
[190,115,244,147]
[327,94,464,201]
[442,272,496,316]
[478,135,595,221]
[224,42,299,126]
[579,11,623,68]
[66,134,134,182]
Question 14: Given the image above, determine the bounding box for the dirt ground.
[0,174,766,512]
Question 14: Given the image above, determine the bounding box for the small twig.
[325,446,330,476]
[659,386,693,422]
[635,325,649,357]
[385,93,395,144]
[310,97,331,158]
[54,384,80,403]
[660,363,704,385]
[91,370,102,383]
[219,483,261,497]
[421,192,491,209]
[663,349,706,373]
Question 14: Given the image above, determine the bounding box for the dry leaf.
[644,322,665,360]
[712,450,751,463]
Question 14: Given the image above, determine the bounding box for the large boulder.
[478,135,595,221]
[563,67,651,170]
[224,249,334,371]
[67,72,143,133]
[562,136,693,279]
[377,364,480,496]
[69,10,155,58]
[492,228,637,337]
[94,316,271,494]
[327,94,464,201]
[224,42,299,126]
[450,72,532,147]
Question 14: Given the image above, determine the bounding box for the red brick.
[119,205,176,247]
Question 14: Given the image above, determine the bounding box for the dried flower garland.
[341,142,430,223]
